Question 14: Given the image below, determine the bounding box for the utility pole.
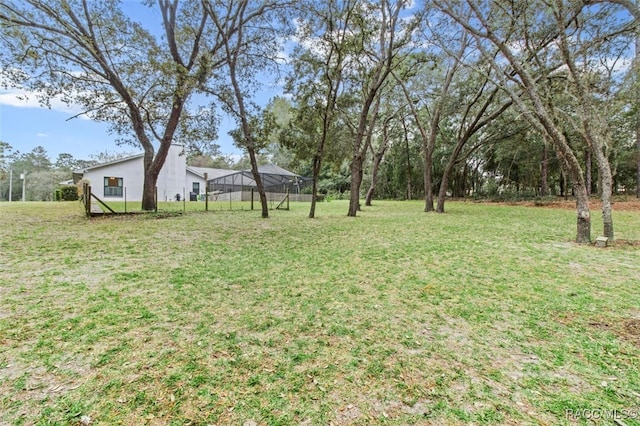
[20,171,26,201]
[8,169,12,202]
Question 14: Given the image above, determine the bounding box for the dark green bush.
[59,185,79,201]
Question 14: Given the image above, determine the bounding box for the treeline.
[0,143,127,201]
[1,1,638,241]
[0,142,282,202]
[260,0,638,242]
[179,0,637,241]
[0,144,76,201]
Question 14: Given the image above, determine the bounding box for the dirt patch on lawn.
[588,318,640,348]
[623,319,640,346]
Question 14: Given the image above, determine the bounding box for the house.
[78,144,187,202]
[186,166,237,198]
[76,144,308,202]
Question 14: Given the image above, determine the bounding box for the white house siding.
[185,167,235,197]
[156,144,187,201]
[186,169,207,197]
[83,156,145,202]
[81,144,187,202]
[79,146,305,203]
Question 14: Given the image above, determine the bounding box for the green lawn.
[1,200,639,425]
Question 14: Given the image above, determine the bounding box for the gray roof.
[187,167,236,179]
[253,164,297,176]
[189,164,301,182]
[76,153,144,173]
[204,164,304,189]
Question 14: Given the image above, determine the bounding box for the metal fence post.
[204,172,209,212]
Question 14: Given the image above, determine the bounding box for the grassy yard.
[1,200,639,425]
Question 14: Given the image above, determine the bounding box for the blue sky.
[0,99,128,160]
[0,1,284,162]
[0,64,282,163]
[0,86,275,161]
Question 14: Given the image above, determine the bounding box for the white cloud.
[0,87,86,117]
[0,67,96,119]
[0,88,41,108]
[36,133,48,137]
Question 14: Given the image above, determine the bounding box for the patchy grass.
[1,199,639,425]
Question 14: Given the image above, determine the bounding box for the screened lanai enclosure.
[207,164,311,202]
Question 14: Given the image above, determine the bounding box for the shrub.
[59,185,79,201]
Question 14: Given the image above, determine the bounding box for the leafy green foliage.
[59,185,79,201]
[0,144,84,201]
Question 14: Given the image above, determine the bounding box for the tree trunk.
[436,84,513,212]
[601,171,614,240]
[141,151,158,211]
[424,38,467,212]
[557,151,591,243]
[348,87,381,216]
[214,5,269,218]
[553,4,611,239]
[540,143,549,196]
[364,101,388,207]
[247,148,268,218]
[472,162,481,196]
[141,141,173,211]
[309,154,322,219]
[637,107,640,198]
[462,163,470,197]
[365,151,384,206]
[585,148,592,196]
[424,146,435,212]
[637,113,640,198]
[141,175,158,211]
[436,165,451,213]
[557,144,592,243]
[402,118,413,200]
[592,149,614,240]
[309,121,329,219]
[560,169,567,200]
[436,0,591,243]
[348,154,364,217]
[575,180,591,244]
[437,138,466,213]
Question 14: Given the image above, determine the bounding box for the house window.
[104,177,123,197]
[192,182,200,194]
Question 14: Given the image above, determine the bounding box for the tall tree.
[0,1,220,210]
[342,0,420,217]
[0,141,12,176]
[550,0,633,240]
[435,0,593,242]
[435,64,514,213]
[54,152,95,172]
[364,95,402,206]
[205,0,291,218]
[9,146,52,173]
[285,0,357,218]
[422,17,470,212]
[0,141,14,200]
